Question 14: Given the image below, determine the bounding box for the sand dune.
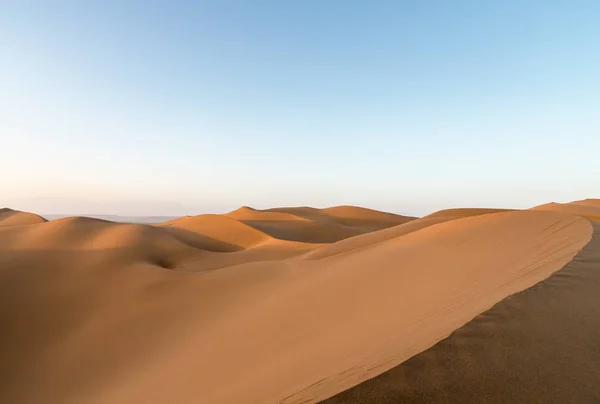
[224,205,414,244]
[323,222,600,404]
[306,207,511,260]
[157,213,272,251]
[157,206,414,250]
[226,206,311,222]
[423,207,513,219]
[531,198,600,221]
[571,198,600,207]
[0,202,595,404]
[0,207,47,226]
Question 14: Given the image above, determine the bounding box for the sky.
[1,0,599,217]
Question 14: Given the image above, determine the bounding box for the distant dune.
[0,207,47,226]
[43,214,180,224]
[0,202,598,404]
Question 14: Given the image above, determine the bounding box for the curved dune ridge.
[0,203,596,404]
[423,207,513,219]
[158,214,272,251]
[0,207,47,226]
[306,207,513,260]
[323,214,600,404]
[531,198,600,222]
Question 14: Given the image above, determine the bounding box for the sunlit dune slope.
[306,207,511,260]
[570,198,600,207]
[157,214,271,251]
[0,208,590,404]
[423,207,513,219]
[531,199,600,222]
[0,208,47,226]
[0,216,201,269]
[322,220,600,404]
[226,206,310,222]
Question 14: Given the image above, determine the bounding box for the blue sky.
[1,1,598,216]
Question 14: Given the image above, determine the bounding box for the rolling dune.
[0,208,47,226]
[0,203,597,404]
[225,205,415,244]
[157,213,272,251]
[306,207,511,260]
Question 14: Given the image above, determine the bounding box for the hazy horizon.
[3,196,597,220]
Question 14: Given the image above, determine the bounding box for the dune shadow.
[241,220,361,244]
[160,226,244,252]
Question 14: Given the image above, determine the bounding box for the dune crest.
[306,207,512,260]
[226,206,310,222]
[323,220,600,404]
[423,207,513,219]
[0,204,593,404]
[157,214,271,251]
[0,208,47,226]
[531,199,600,221]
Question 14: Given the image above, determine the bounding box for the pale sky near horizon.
[1,1,599,217]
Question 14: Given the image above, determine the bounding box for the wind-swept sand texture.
[0,204,595,404]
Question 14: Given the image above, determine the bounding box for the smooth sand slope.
[531,198,600,222]
[307,207,513,260]
[323,221,600,404]
[0,207,47,226]
[0,204,594,404]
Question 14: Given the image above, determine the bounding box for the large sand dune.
[323,222,600,404]
[0,203,597,404]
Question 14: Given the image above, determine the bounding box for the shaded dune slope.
[322,220,600,404]
[157,214,271,252]
[0,216,202,269]
[0,208,592,404]
[0,208,47,226]
[223,205,415,244]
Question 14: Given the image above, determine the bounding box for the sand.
[0,203,596,404]
[531,198,600,222]
[0,208,47,226]
[323,221,600,404]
